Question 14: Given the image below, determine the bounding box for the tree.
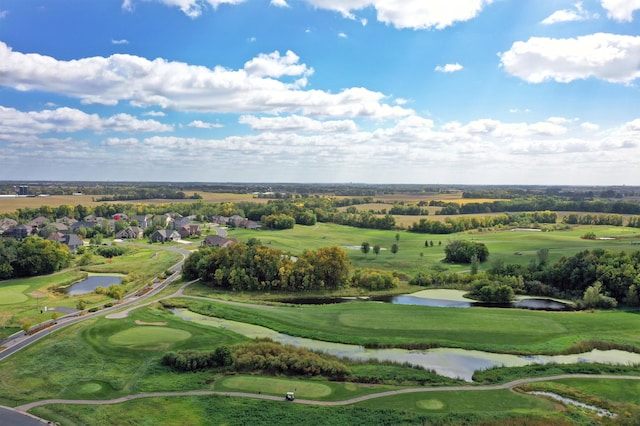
[373,244,381,257]
[361,242,370,256]
[470,254,479,275]
[537,248,550,266]
[395,233,400,243]
[391,243,398,256]
[444,240,489,264]
[76,299,88,310]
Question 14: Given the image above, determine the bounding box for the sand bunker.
[134,320,167,326]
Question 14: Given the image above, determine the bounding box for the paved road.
[13,374,640,412]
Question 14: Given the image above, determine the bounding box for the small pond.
[66,275,122,296]
[171,308,640,382]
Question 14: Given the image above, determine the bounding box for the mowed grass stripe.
[177,298,640,354]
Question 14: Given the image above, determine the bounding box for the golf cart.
[285,392,295,401]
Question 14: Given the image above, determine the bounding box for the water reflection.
[276,294,574,311]
[66,275,122,296]
[172,308,640,382]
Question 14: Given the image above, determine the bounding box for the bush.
[350,269,398,290]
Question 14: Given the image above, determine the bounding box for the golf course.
[2,192,640,425]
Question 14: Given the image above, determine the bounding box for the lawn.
[0,304,247,406]
[170,297,640,355]
[226,222,640,276]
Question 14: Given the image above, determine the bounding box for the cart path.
[14,374,640,412]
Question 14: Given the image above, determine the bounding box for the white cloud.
[541,2,596,25]
[239,115,357,133]
[601,0,640,21]
[270,0,289,7]
[435,63,463,73]
[112,39,129,45]
[143,110,166,117]
[499,33,640,84]
[122,0,245,18]
[0,42,412,119]
[581,122,600,131]
[0,105,172,136]
[338,32,348,38]
[304,0,494,30]
[188,120,223,129]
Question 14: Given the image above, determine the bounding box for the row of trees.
[407,212,557,234]
[182,241,350,291]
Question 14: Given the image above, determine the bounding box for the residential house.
[27,216,50,234]
[202,235,237,248]
[0,218,18,232]
[70,221,98,233]
[113,213,129,221]
[131,215,151,229]
[1,224,30,239]
[173,216,191,230]
[239,219,260,230]
[152,214,174,228]
[178,224,202,239]
[116,226,144,240]
[51,222,69,233]
[47,233,84,253]
[151,229,181,243]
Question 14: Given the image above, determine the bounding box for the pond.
[171,308,640,382]
[66,275,122,296]
[276,289,575,311]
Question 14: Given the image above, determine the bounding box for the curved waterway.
[171,308,640,382]
[277,289,575,311]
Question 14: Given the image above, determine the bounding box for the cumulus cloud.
[239,115,357,133]
[601,0,640,21]
[435,63,463,73]
[0,42,411,119]
[499,33,640,84]
[270,0,289,7]
[304,0,494,30]
[112,39,129,45]
[188,120,223,129]
[143,110,166,117]
[338,32,348,38]
[541,2,596,24]
[122,0,245,18]
[0,105,172,137]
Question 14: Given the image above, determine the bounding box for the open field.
[171,297,640,355]
[226,222,640,276]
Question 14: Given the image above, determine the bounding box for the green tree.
[470,254,479,275]
[391,243,398,256]
[537,248,550,266]
[361,242,370,256]
[373,244,381,257]
[395,233,400,243]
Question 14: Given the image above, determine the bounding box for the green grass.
[0,246,182,331]
[0,284,29,304]
[27,392,569,426]
[544,378,640,405]
[218,376,332,398]
[171,297,640,354]
[227,222,640,276]
[108,327,191,349]
[0,304,247,406]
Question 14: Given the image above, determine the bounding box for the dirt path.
[14,374,640,412]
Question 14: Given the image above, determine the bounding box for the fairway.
[108,326,191,349]
[219,376,332,398]
[0,285,29,304]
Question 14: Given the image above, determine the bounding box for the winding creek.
[171,307,640,382]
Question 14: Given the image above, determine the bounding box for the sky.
[0,0,639,185]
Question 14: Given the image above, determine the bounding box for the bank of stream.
[171,308,640,382]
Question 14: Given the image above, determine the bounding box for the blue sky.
[0,0,639,185]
